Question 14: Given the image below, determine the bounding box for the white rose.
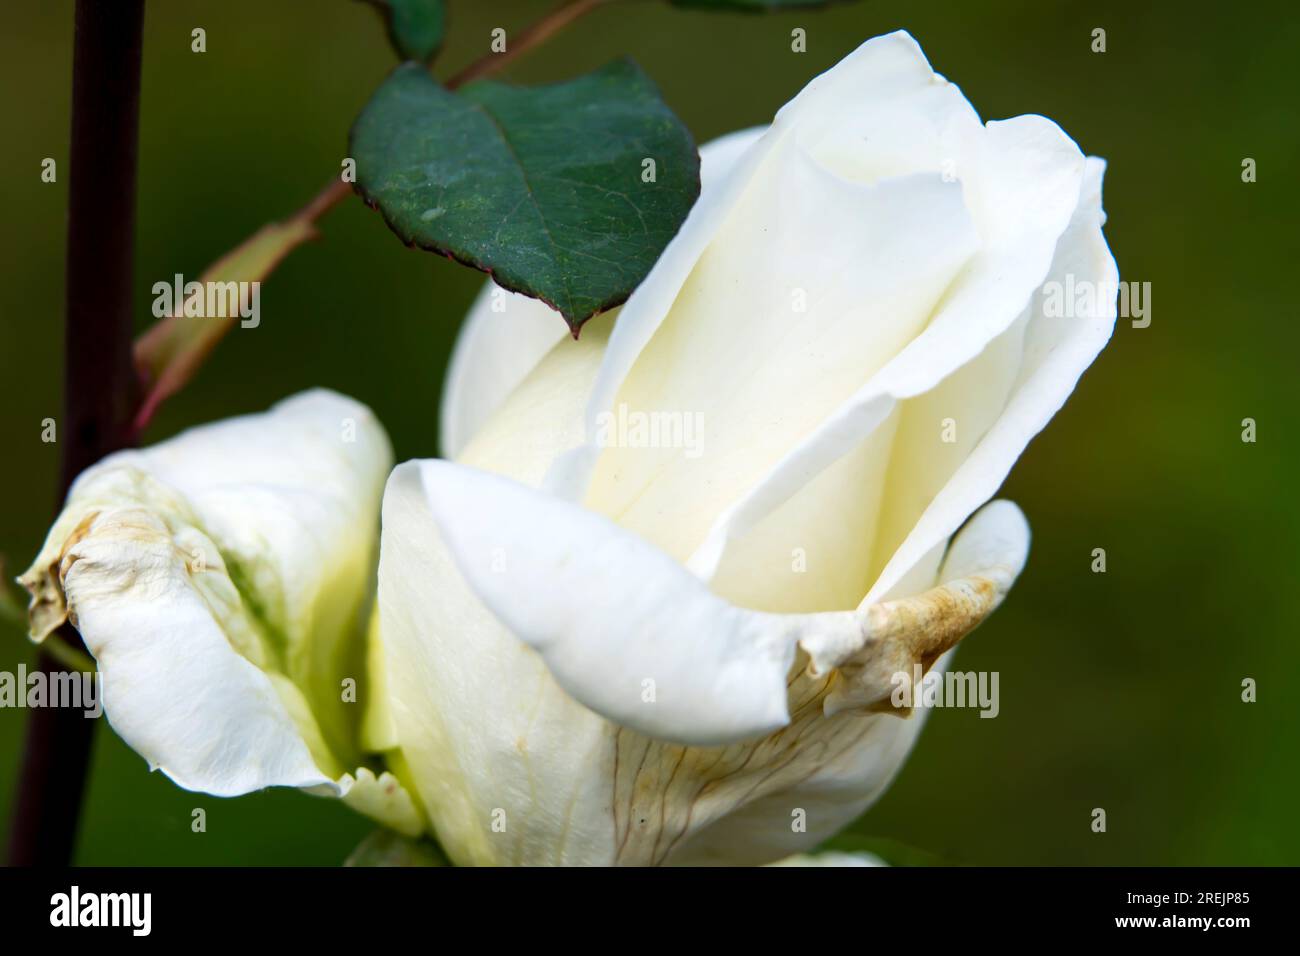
[385,30,1116,865]
[20,31,1116,866]
[19,390,423,835]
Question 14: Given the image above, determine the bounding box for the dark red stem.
[6,0,145,867]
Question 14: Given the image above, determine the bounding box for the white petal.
[411,460,806,746]
[409,460,1027,747]
[377,461,618,865]
[19,390,409,824]
[697,126,768,192]
[586,162,977,571]
[768,851,887,867]
[69,526,334,794]
[544,30,985,504]
[666,715,926,866]
[683,120,1085,586]
[865,157,1116,602]
[686,135,1092,617]
[811,499,1030,714]
[439,282,569,460]
[439,127,769,460]
[667,500,1028,865]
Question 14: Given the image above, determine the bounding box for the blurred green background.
[2,0,1297,865]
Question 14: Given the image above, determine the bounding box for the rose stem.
[6,0,146,866]
[446,0,612,87]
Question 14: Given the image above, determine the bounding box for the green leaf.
[350,60,701,331]
[358,0,445,63]
[669,0,862,10]
[343,829,451,866]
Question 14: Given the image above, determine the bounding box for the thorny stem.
[7,0,145,866]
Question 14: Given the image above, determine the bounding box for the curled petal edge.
[411,459,1029,747]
